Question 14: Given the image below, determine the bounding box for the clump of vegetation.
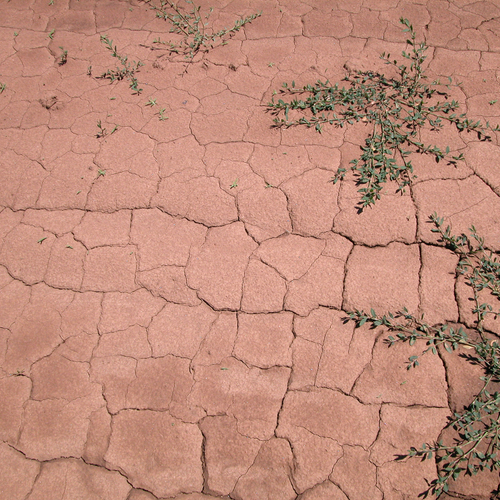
[268,18,499,209]
[347,214,500,498]
[143,0,261,59]
[98,35,143,94]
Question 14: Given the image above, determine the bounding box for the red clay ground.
[1,0,500,498]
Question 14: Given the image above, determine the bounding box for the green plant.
[96,120,116,138]
[96,119,107,138]
[58,46,67,65]
[98,35,143,94]
[143,0,261,59]
[0,83,5,94]
[158,108,168,121]
[268,18,499,209]
[48,29,55,39]
[346,215,500,498]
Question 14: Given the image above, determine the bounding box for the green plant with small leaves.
[96,120,118,137]
[143,0,261,59]
[346,214,500,498]
[58,46,67,65]
[268,18,499,209]
[158,108,168,121]
[96,120,106,138]
[98,35,143,94]
[0,83,5,94]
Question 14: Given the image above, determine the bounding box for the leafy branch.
[143,0,261,59]
[346,215,500,497]
[268,18,499,209]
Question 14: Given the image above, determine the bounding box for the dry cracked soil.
[1,0,500,499]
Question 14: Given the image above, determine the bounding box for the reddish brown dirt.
[1,1,500,499]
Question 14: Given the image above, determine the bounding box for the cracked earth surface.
[1,0,500,498]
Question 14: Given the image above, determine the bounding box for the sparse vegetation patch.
[268,19,499,209]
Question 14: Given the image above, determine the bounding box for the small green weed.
[58,46,67,65]
[158,108,168,121]
[143,0,261,59]
[268,18,499,209]
[347,214,500,498]
[98,35,143,94]
[96,119,106,138]
[48,29,55,39]
[0,83,5,94]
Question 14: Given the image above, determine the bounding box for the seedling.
[145,97,157,106]
[158,108,168,121]
[346,214,500,498]
[489,99,497,105]
[268,18,499,209]
[129,77,142,95]
[48,29,55,39]
[98,35,143,94]
[143,0,261,60]
[37,237,47,244]
[230,178,238,189]
[58,46,67,65]
[0,83,5,94]
[97,169,106,177]
[96,120,107,138]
